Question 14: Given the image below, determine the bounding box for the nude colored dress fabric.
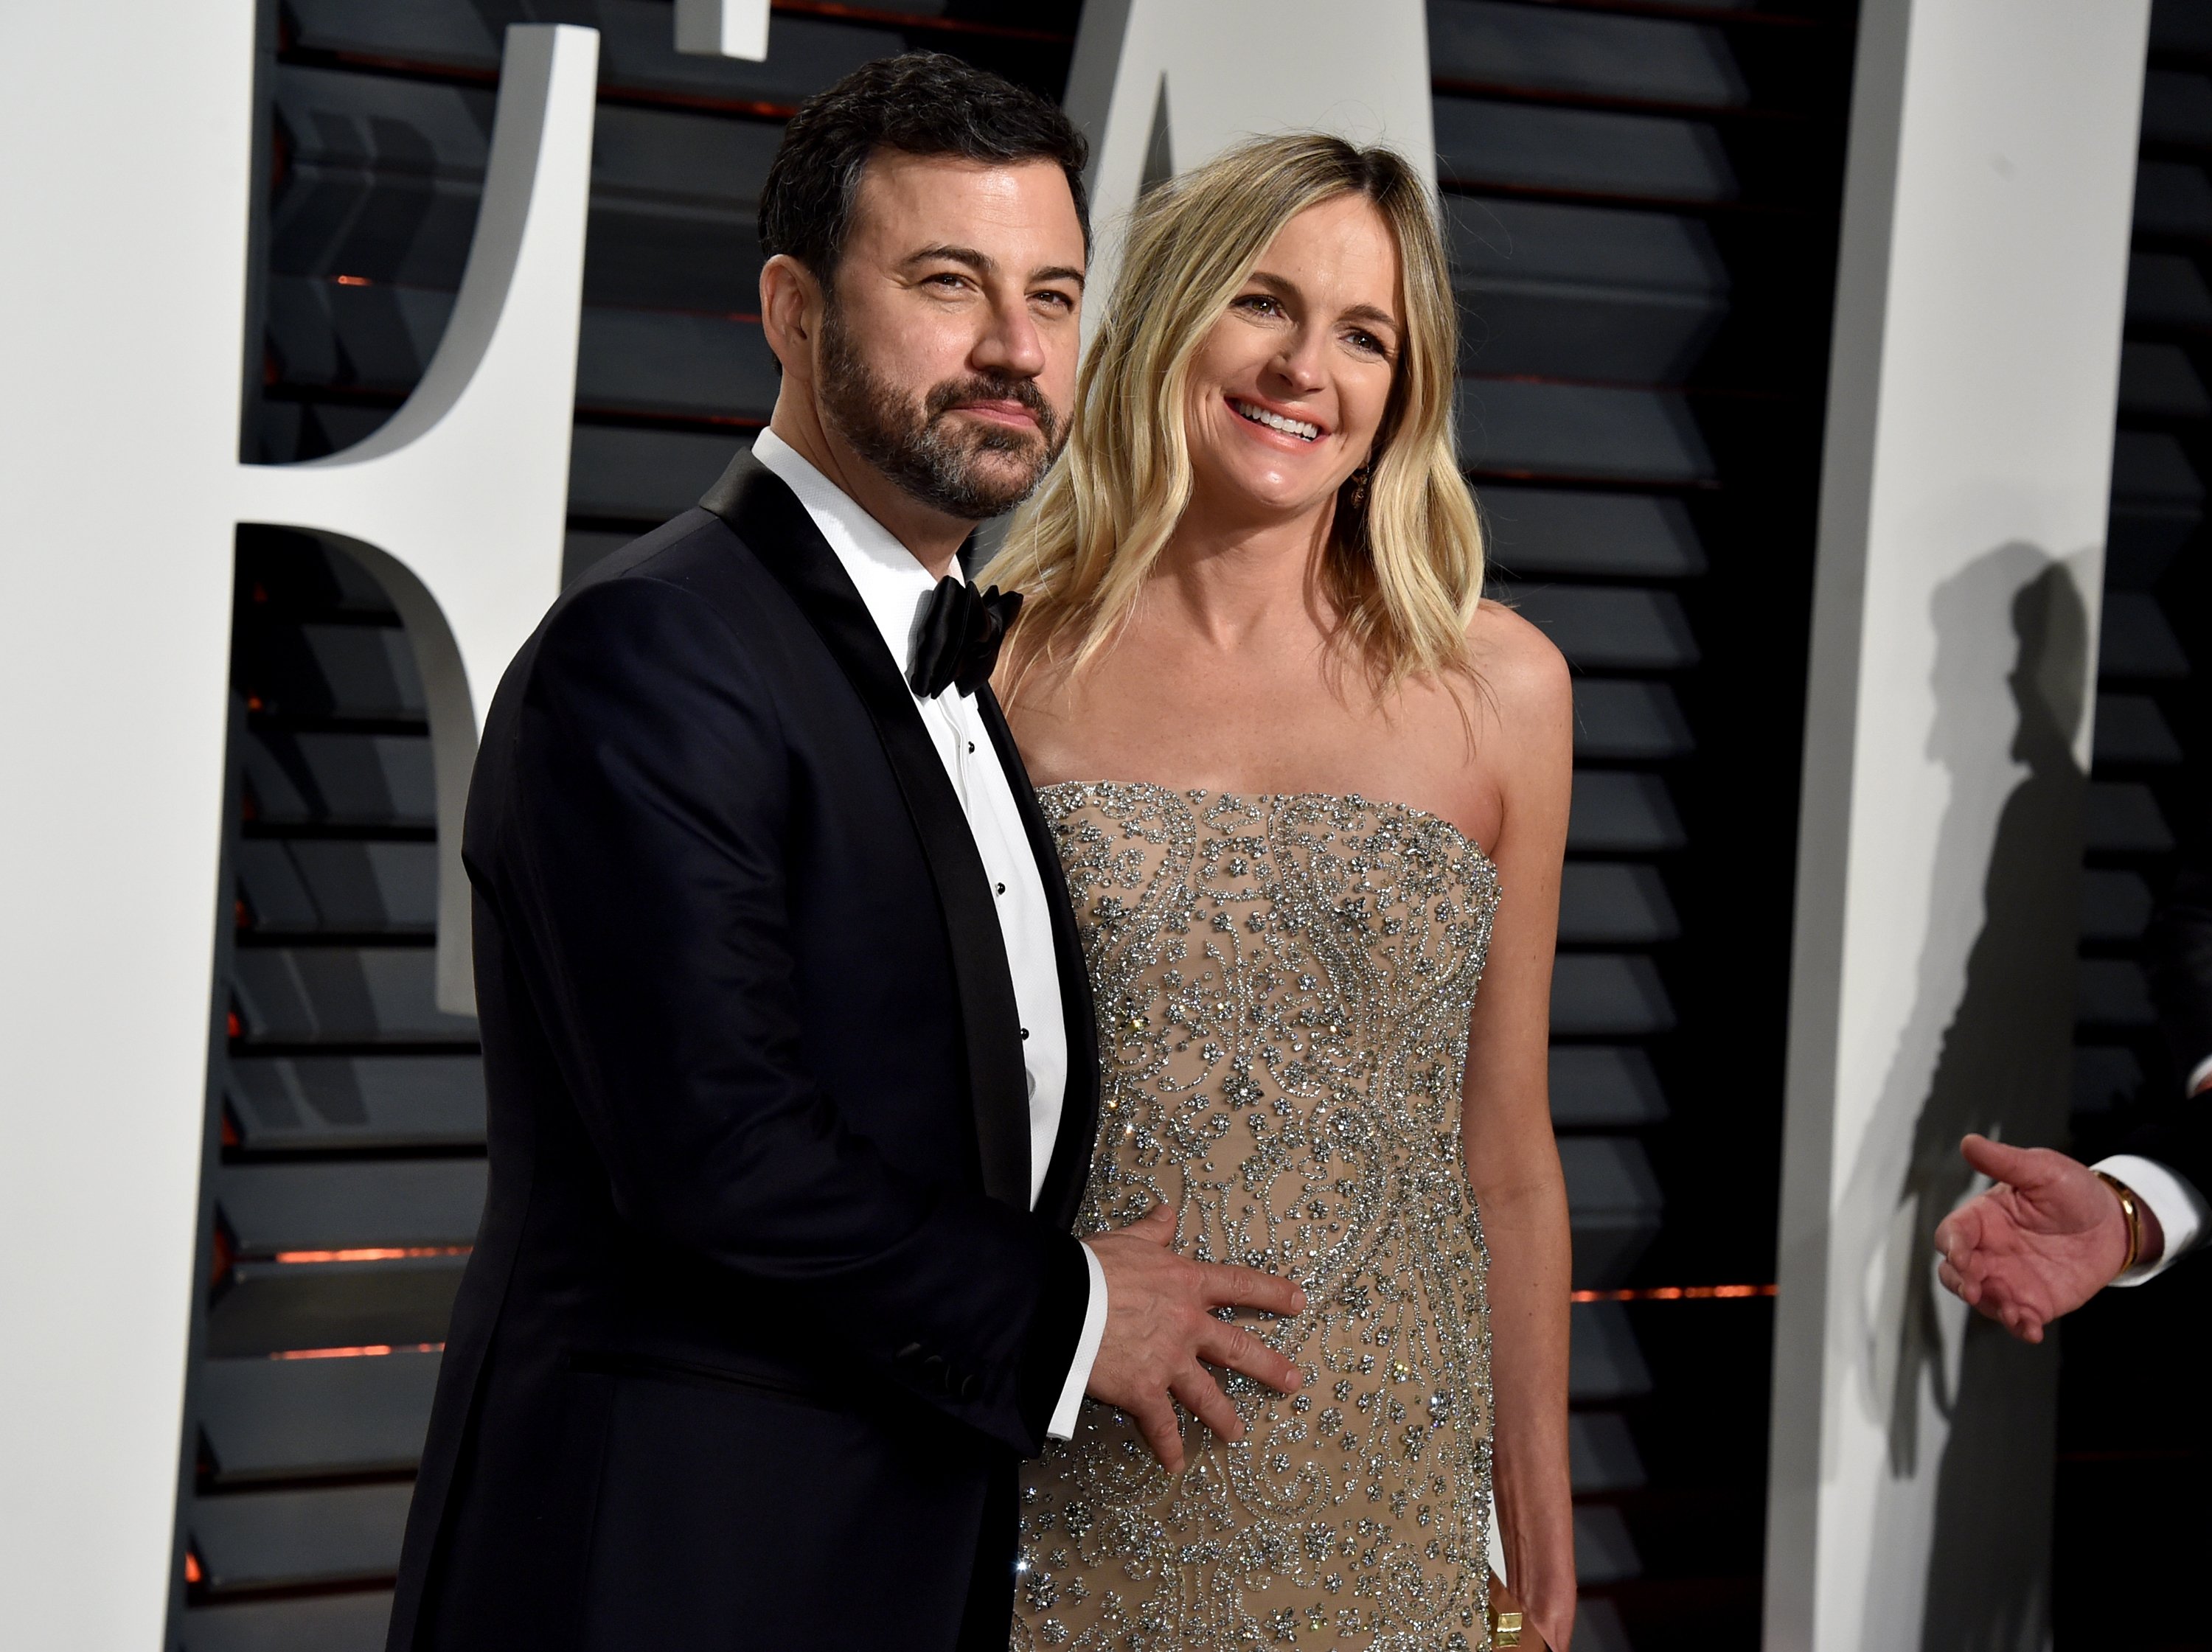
[1013,783,1501,1652]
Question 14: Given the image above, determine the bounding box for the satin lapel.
[976,686,1099,1235]
[700,454,1032,1210]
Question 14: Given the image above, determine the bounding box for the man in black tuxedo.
[1935,842,2211,1339]
[386,54,1304,1652]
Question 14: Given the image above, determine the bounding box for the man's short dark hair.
[759,52,1091,285]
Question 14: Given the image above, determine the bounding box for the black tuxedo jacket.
[386,455,1100,1652]
[2142,841,2212,1206]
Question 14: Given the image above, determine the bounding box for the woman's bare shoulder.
[1465,598,1571,733]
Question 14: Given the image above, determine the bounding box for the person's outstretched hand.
[1933,1134,2151,1342]
[1083,1204,1307,1471]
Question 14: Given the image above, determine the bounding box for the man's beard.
[817,304,1065,521]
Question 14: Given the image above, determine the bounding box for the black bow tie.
[908,576,1023,700]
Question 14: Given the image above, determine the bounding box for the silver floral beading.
[1014,783,1502,1652]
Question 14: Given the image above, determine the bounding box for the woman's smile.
[1226,394,1326,443]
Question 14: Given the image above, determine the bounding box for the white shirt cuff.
[1046,1241,1107,1439]
[2095,1153,2211,1285]
[2185,1054,2212,1098]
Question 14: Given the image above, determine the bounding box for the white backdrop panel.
[1770,3,2151,1648]
[0,12,594,1643]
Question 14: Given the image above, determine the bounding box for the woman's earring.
[1349,462,1373,510]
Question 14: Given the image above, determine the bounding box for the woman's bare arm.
[1460,607,1576,1648]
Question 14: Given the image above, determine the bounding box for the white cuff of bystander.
[2096,1153,2210,1285]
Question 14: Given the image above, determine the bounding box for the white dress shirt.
[2096,1151,2207,1285]
[2097,1055,2211,1284]
[753,428,1104,1435]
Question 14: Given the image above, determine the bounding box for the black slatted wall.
[2057,1,2212,1642]
[177,4,1859,1648]
[1434,1,1854,1645]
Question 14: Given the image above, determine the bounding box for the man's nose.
[973,295,1047,379]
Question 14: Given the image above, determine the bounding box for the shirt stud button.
[995,882,1006,895]
[967,741,976,753]
[1020,1027,1031,1039]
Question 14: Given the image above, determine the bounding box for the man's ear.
[759,252,824,384]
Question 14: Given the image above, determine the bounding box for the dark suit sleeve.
[2146,844,2212,1091]
[490,575,1083,1452]
[2118,1109,2212,1222]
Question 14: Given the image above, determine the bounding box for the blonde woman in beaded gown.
[985,136,1577,1651]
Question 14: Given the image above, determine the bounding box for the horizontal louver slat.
[1459,380,1716,481]
[269,281,781,419]
[208,1255,466,1359]
[2133,160,2212,237]
[568,425,747,522]
[198,1351,441,1483]
[2079,868,2154,941]
[242,730,434,828]
[218,1162,486,1254]
[2091,692,2184,764]
[1502,585,1700,672]
[1576,1505,1644,1584]
[1569,1412,1648,1494]
[1566,771,1686,852]
[1484,487,1708,579]
[1552,955,1677,1036]
[1573,681,1696,759]
[232,947,474,1045]
[1568,1303,1654,1401]
[1550,1046,1669,1128]
[2083,781,2176,853]
[2116,341,2211,419]
[226,1056,486,1150]
[1562,1136,1666,1286]
[2099,590,2192,678]
[238,840,438,934]
[189,1482,412,1592]
[2076,958,2156,1027]
[2124,251,2212,327]
[1429,0,1748,108]
[183,1591,392,1652]
[2142,69,2212,143]
[1559,862,1681,944]
[2070,1045,2144,1116]
[1436,97,1739,201]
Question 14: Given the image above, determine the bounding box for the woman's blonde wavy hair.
[984,133,1484,691]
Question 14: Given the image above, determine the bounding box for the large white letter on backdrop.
[237,24,595,1014]
[1769,2,2149,1648]
[1065,0,1436,329]
[674,0,771,61]
[0,12,593,1645]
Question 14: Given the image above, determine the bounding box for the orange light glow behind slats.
[1571,1283,1778,1303]
[272,1244,473,1264]
[271,1341,445,1361]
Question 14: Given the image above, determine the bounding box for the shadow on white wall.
[1837,545,2090,1651]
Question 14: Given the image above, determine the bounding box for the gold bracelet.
[2094,1171,2142,1275]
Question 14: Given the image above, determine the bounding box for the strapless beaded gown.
[1013,782,1503,1652]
